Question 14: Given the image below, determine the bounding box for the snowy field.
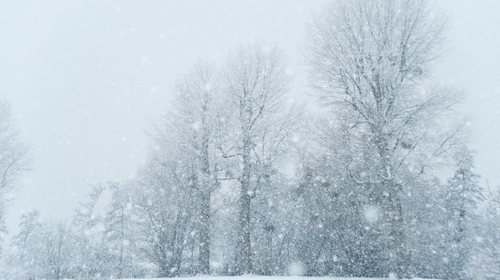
[123,277,440,280]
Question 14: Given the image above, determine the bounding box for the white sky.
[0,0,498,239]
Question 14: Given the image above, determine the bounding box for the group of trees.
[5,183,146,279]
[0,0,497,279]
[145,45,300,276]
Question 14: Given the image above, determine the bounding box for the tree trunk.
[373,124,408,279]
[198,100,211,275]
[198,194,210,275]
[239,190,252,274]
[238,134,252,275]
[390,182,408,279]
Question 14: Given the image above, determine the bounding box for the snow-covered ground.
[123,276,440,280]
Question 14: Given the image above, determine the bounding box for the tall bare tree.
[140,68,225,275]
[173,61,223,275]
[223,44,296,274]
[306,1,463,278]
[156,60,224,275]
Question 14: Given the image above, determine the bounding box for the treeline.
[1,1,497,280]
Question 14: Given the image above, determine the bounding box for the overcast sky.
[0,0,499,238]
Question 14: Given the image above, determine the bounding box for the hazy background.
[0,0,498,239]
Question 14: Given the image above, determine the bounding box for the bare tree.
[223,44,296,274]
[306,1,463,278]
[134,131,199,277]
[104,182,145,278]
[0,99,31,248]
[72,183,111,279]
[8,210,43,280]
[169,61,223,275]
